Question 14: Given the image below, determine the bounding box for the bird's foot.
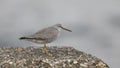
[43,47,52,57]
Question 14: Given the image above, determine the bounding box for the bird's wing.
[30,27,58,40]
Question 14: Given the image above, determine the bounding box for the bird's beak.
[59,26,72,32]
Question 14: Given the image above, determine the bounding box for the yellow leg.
[43,40,50,56]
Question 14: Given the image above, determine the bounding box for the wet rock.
[0,46,109,68]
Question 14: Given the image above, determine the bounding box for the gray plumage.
[20,24,72,44]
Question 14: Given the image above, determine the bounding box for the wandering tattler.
[19,24,72,56]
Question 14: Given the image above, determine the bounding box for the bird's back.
[28,27,59,43]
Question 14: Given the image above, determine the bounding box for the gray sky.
[0,0,120,67]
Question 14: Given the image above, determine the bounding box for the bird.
[19,24,72,56]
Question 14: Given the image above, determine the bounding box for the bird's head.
[54,24,72,32]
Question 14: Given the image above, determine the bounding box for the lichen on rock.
[0,46,109,68]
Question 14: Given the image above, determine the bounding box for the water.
[0,0,120,67]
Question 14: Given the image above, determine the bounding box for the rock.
[0,46,109,68]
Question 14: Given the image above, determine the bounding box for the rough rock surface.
[0,46,109,68]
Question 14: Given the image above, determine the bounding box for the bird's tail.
[19,37,28,40]
[19,37,45,40]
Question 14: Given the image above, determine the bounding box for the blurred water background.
[0,0,120,68]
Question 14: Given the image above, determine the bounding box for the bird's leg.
[43,40,50,56]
